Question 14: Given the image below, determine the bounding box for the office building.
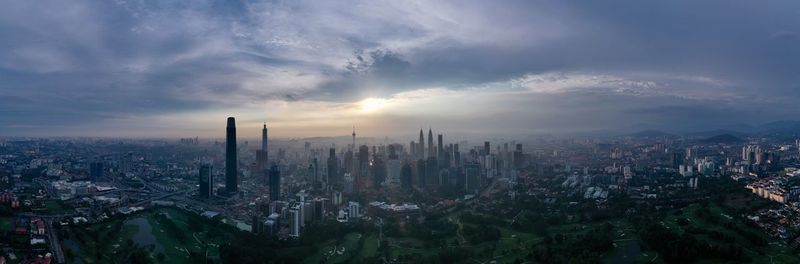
[418,129,425,159]
[256,123,269,183]
[269,165,281,202]
[327,148,339,184]
[199,164,212,199]
[289,207,300,237]
[89,162,103,180]
[401,162,413,190]
[348,201,360,223]
[225,117,238,194]
[427,129,434,158]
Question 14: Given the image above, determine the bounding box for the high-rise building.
[416,159,426,188]
[357,145,370,190]
[289,207,300,237]
[386,159,401,187]
[313,199,325,222]
[425,156,438,188]
[327,148,339,185]
[348,201,360,223]
[225,117,238,194]
[437,134,443,160]
[401,162,413,190]
[261,122,268,151]
[256,123,269,181]
[427,129,434,158]
[199,164,213,199]
[410,141,416,159]
[372,155,386,187]
[484,141,491,156]
[268,165,281,202]
[418,129,425,159]
[89,162,103,180]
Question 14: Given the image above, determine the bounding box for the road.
[45,218,66,263]
[132,189,193,207]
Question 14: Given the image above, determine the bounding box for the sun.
[360,97,389,113]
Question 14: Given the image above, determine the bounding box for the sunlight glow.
[360,97,389,113]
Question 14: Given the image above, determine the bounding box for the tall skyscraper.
[416,159,426,188]
[225,117,238,194]
[372,154,386,187]
[357,145,370,190]
[484,141,491,156]
[256,123,269,178]
[268,165,281,202]
[327,148,339,185]
[425,156,438,188]
[418,129,425,159]
[261,122,268,151]
[427,128,434,159]
[437,134,443,159]
[199,164,212,199]
[465,162,480,194]
[401,162,413,190]
[352,127,356,151]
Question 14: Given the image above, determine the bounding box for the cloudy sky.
[2,0,800,138]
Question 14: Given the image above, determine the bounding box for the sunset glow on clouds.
[2,1,800,138]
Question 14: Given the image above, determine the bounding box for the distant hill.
[757,120,800,134]
[685,129,748,138]
[628,130,677,138]
[701,134,742,144]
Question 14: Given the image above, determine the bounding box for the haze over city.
[3,1,800,138]
[7,1,800,264]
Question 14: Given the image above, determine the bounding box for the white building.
[348,201,360,223]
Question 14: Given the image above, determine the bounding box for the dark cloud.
[2,0,800,136]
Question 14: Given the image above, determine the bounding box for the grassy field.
[354,234,380,260]
[305,232,364,264]
[0,217,12,231]
[42,200,72,214]
[657,203,798,264]
[63,207,232,264]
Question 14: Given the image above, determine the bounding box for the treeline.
[529,225,614,264]
[639,223,748,262]
[462,225,501,244]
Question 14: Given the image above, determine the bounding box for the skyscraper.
[372,154,386,187]
[256,123,269,180]
[437,134,443,160]
[418,129,425,159]
[427,128,434,159]
[352,127,356,151]
[262,122,268,151]
[401,162,413,190]
[199,164,212,199]
[357,145,370,190]
[269,165,281,202]
[416,159,426,188]
[327,148,339,185]
[425,156,438,188]
[225,117,238,194]
[465,162,480,194]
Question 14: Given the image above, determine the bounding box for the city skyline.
[3,1,800,137]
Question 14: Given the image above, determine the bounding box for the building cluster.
[746,178,800,204]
